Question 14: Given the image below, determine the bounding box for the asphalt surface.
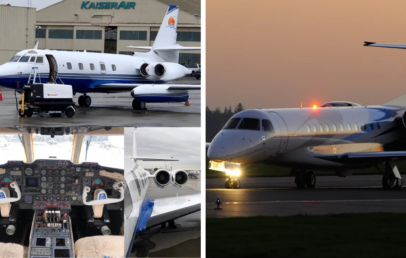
[206,175,406,217]
[0,77,200,127]
[130,176,201,257]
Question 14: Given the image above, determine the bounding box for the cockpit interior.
[0,127,124,258]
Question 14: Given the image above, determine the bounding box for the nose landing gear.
[382,162,402,190]
[225,177,240,189]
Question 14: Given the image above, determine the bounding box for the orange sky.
[207,0,406,109]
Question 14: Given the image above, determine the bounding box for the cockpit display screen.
[26,177,39,187]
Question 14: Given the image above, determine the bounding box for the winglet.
[33,41,39,49]
[363,41,376,46]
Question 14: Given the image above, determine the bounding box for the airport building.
[0,0,200,65]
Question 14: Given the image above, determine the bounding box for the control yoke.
[82,181,125,206]
[0,181,21,204]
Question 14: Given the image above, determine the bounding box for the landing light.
[313,105,317,109]
[225,169,241,177]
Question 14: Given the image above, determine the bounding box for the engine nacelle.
[154,169,171,188]
[139,62,160,81]
[154,62,191,81]
[171,170,188,188]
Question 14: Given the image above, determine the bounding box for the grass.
[207,213,406,258]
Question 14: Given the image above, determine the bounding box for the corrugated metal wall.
[0,5,36,64]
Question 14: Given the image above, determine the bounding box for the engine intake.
[140,63,149,77]
[154,169,171,188]
[171,170,188,188]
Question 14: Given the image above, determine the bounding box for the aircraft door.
[268,112,289,154]
[45,55,58,83]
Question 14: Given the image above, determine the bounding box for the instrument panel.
[0,160,124,208]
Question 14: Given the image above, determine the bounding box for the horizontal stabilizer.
[383,93,406,107]
[133,157,179,161]
[363,41,406,49]
[127,45,201,51]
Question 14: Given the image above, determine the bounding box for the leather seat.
[75,236,124,258]
[0,243,25,258]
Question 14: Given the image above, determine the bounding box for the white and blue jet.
[0,5,200,110]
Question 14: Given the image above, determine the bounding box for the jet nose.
[207,130,248,161]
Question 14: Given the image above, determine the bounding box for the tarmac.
[206,175,406,217]
[0,77,200,127]
[130,176,201,257]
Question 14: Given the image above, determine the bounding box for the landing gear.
[78,95,91,107]
[294,170,316,188]
[225,177,240,189]
[132,99,146,110]
[382,162,402,190]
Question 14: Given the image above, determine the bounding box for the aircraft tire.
[25,108,33,118]
[305,171,316,188]
[18,109,25,117]
[295,174,306,188]
[225,178,231,189]
[84,96,92,107]
[393,178,402,190]
[78,95,84,106]
[382,175,391,189]
[233,179,241,189]
[132,99,146,110]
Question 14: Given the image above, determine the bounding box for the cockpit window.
[238,118,260,130]
[36,57,44,63]
[29,56,36,62]
[9,55,21,62]
[19,56,30,62]
[223,118,241,129]
[262,119,274,132]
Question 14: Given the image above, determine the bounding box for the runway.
[130,176,201,257]
[206,175,406,217]
[0,77,200,127]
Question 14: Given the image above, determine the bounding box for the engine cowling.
[154,169,171,188]
[171,170,188,188]
[154,62,191,81]
[139,62,160,81]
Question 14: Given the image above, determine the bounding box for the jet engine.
[171,170,188,188]
[139,62,160,81]
[154,63,191,81]
[154,169,171,188]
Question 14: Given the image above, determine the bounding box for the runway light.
[313,105,317,109]
[225,169,241,177]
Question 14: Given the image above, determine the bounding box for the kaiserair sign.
[81,1,136,9]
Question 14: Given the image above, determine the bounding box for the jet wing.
[127,45,201,51]
[96,84,201,92]
[145,193,201,230]
[363,41,406,49]
[315,151,406,161]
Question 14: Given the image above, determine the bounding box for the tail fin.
[153,5,179,50]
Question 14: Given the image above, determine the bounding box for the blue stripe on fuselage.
[136,194,154,233]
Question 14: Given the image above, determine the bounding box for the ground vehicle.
[195,68,201,80]
[184,63,200,77]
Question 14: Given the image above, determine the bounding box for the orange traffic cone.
[185,100,190,106]
[0,90,3,101]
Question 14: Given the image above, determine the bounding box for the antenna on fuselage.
[33,41,39,50]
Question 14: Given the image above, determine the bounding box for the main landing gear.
[382,162,402,190]
[294,170,316,188]
[78,95,92,107]
[225,176,240,189]
[132,99,146,110]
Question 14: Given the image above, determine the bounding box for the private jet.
[124,128,200,257]
[0,127,125,258]
[0,5,201,110]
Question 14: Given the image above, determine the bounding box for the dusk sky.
[207,0,406,110]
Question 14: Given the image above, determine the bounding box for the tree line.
[206,103,244,142]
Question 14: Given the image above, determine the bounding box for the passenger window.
[29,56,36,62]
[347,123,352,131]
[325,124,330,132]
[319,125,323,132]
[377,122,381,129]
[238,118,260,130]
[100,63,106,71]
[262,120,274,132]
[90,63,95,70]
[339,123,344,132]
[36,56,43,63]
[78,63,84,70]
[370,123,374,130]
[313,124,317,133]
[112,64,116,71]
[332,124,337,132]
[306,124,311,133]
[19,56,30,62]
[223,118,241,129]
[67,62,72,70]
[353,123,358,131]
